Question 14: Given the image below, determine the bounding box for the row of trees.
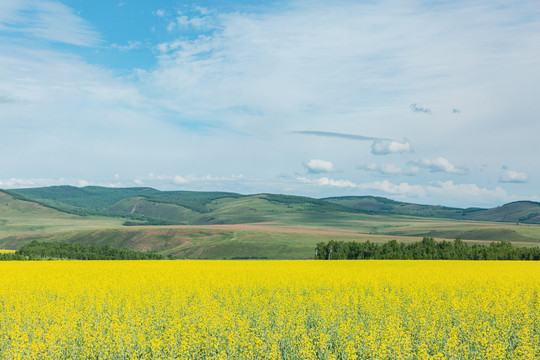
[0,241,163,260]
[315,237,540,260]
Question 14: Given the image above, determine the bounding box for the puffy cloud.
[360,180,427,197]
[428,181,508,201]
[296,176,511,206]
[371,140,412,155]
[77,179,90,187]
[360,163,419,176]
[0,178,38,188]
[312,177,356,188]
[303,159,338,174]
[499,170,528,183]
[417,157,466,174]
[173,175,191,185]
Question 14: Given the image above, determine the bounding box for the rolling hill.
[323,196,540,224]
[0,190,124,239]
[2,186,540,259]
[6,186,356,225]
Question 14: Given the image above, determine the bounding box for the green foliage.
[0,240,164,260]
[315,237,540,260]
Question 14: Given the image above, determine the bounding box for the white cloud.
[1,1,539,208]
[499,170,528,183]
[0,178,38,188]
[361,163,419,176]
[0,177,91,189]
[77,180,90,187]
[417,157,466,174]
[305,177,357,188]
[371,140,412,155]
[171,174,244,186]
[167,14,211,32]
[360,180,427,197]
[297,176,511,206]
[0,0,101,46]
[111,41,142,51]
[173,175,191,185]
[303,159,338,174]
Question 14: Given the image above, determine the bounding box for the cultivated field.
[1,260,539,359]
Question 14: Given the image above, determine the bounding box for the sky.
[0,0,539,208]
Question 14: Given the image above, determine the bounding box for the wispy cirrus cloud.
[0,0,102,46]
[292,131,386,141]
[111,41,142,51]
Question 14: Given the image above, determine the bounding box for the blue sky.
[1,0,539,207]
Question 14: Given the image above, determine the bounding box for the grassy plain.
[0,260,539,359]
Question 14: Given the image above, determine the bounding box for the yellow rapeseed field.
[0,260,539,359]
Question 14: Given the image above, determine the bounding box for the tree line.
[315,237,540,260]
[0,241,163,260]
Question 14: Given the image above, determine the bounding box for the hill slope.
[324,196,540,224]
[0,190,124,238]
[6,186,540,226]
[7,186,356,225]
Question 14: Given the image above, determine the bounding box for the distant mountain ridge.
[3,186,540,225]
[323,196,540,224]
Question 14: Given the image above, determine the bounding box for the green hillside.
[323,196,475,218]
[464,201,540,224]
[0,190,124,238]
[3,186,540,259]
[10,186,540,226]
[7,186,162,214]
[324,196,540,224]
[8,187,356,225]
